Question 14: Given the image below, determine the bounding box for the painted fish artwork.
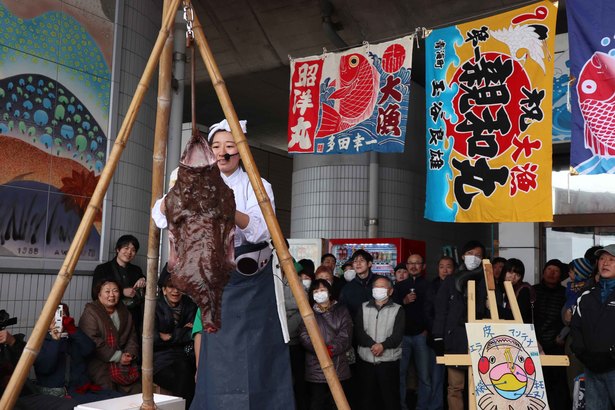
[288,37,414,154]
[0,0,113,259]
[317,53,379,136]
[568,0,615,174]
[0,74,107,259]
[576,52,615,157]
[164,132,236,333]
[466,324,548,410]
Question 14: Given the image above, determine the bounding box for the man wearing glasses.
[393,254,431,410]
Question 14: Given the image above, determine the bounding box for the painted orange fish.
[577,51,615,157]
[316,53,379,137]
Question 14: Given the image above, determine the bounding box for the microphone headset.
[222,152,240,161]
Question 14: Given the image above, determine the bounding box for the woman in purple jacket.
[300,279,353,410]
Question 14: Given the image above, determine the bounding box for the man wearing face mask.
[340,250,384,321]
[355,277,405,410]
[432,240,488,410]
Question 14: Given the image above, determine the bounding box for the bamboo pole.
[140,1,175,408]
[0,1,182,408]
[190,8,350,410]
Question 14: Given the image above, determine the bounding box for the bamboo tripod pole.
[190,9,350,410]
[0,1,182,408]
[140,1,175,409]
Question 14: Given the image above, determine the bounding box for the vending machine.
[328,237,426,281]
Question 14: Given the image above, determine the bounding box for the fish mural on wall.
[0,1,113,260]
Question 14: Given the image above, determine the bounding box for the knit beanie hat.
[570,257,593,282]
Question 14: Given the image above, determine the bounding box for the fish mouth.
[489,363,527,400]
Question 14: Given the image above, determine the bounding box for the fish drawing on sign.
[164,131,236,333]
[576,51,615,157]
[316,53,379,137]
[476,335,547,410]
[491,24,549,73]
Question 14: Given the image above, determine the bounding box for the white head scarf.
[207,119,247,142]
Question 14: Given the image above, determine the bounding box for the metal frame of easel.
[436,259,569,409]
[0,1,350,409]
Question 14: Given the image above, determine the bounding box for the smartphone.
[55,304,63,333]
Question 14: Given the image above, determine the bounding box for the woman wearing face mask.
[299,279,353,410]
[432,240,488,410]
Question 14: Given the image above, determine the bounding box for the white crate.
[75,393,185,410]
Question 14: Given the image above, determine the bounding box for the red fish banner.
[288,37,414,154]
[568,0,615,174]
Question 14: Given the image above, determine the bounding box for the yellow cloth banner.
[425,1,557,222]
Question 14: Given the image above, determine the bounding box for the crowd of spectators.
[2,236,615,410]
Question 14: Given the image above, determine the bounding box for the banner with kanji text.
[424,1,556,222]
[288,37,414,154]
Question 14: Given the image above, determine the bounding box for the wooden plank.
[437,354,570,366]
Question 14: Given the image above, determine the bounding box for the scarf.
[600,277,615,303]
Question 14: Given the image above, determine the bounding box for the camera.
[0,310,17,330]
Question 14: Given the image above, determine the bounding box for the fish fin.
[316,103,342,137]
[329,85,353,100]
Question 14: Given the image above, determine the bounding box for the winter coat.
[533,282,566,353]
[339,272,383,320]
[355,299,404,363]
[299,301,353,383]
[34,328,95,389]
[79,300,139,390]
[392,275,429,335]
[432,268,488,354]
[570,282,615,373]
[154,294,197,373]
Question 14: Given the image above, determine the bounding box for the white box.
[75,393,185,410]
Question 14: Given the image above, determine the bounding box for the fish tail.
[316,103,342,137]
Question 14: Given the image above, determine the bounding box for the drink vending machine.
[328,237,426,281]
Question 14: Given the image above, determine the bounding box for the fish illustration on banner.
[466,323,548,409]
[288,37,414,154]
[568,0,615,174]
[424,1,557,222]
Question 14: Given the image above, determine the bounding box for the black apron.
[190,242,295,410]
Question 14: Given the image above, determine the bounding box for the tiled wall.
[0,273,93,337]
[106,0,163,269]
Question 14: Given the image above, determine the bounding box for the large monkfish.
[164,131,236,333]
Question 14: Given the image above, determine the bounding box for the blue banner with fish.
[568,0,615,174]
[288,37,414,154]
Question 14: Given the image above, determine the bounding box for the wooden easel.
[436,259,569,409]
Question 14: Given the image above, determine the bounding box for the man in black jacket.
[340,249,382,320]
[533,259,570,409]
[571,244,615,410]
[432,240,487,410]
[393,253,430,410]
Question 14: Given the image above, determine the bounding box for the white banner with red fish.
[288,37,414,154]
